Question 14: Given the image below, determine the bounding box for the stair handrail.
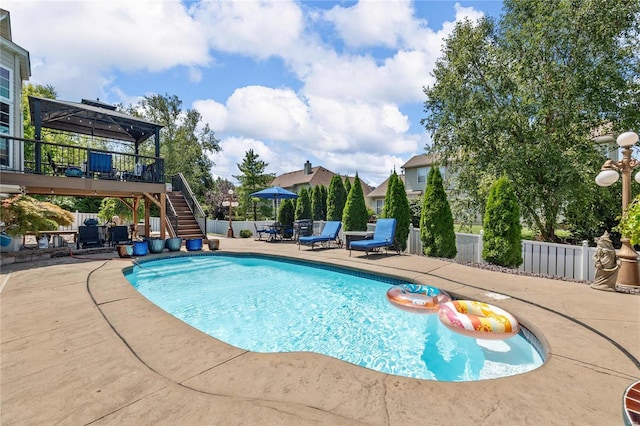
[165,195,178,238]
[171,173,206,237]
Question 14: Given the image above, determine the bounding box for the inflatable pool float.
[386,284,451,313]
[438,300,520,339]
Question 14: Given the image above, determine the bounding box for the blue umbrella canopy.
[250,186,298,222]
[250,186,298,199]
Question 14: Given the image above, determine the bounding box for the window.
[417,167,427,184]
[0,102,9,166]
[0,67,9,99]
[375,199,384,215]
[0,66,11,167]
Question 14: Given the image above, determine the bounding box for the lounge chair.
[254,223,267,241]
[349,218,397,258]
[298,221,343,250]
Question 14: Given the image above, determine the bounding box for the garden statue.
[591,231,619,292]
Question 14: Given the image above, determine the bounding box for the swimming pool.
[125,254,545,381]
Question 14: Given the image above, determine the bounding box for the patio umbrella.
[250,186,298,222]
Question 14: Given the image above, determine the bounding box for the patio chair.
[254,223,268,241]
[349,218,397,258]
[77,225,104,249]
[108,225,131,247]
[298,221,342,250]
[87,151,115,179]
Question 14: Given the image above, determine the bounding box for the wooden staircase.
[166,192,206,240]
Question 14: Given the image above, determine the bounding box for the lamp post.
[595,131,640,289]
[222,189,239,238]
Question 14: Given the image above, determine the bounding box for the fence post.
[581,240,590,281]
[477,230,484,264]
[408,224,414,255]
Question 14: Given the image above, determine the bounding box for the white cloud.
[192,0,304,59]
[323,0,421,48]
[5,0,210,100]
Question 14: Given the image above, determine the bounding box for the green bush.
[278,199,295,238]
[382,171,411,251]
[295,187,312,220]
[420,167,457,258]
[327,175,347,221]
[239,229,252,238]
[482,176,522,267]
[617,195,640,244]
[342,174,368,231]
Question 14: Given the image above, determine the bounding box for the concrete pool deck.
[1,237,638,425]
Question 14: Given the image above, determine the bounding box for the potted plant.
[0,194,74,249]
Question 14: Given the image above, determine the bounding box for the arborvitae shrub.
[482,176,522,267]
[342,174,368,231]
[383,171,411,251]
[327,175,347,221]
[295,187,312,221]
[420,167,457,258]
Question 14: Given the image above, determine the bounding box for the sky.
[5,0,504,187]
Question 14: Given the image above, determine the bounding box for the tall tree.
[233,149,274,221]
[342,174,368,231]
[130,94,221,199]
[344,176,352,195]
[420,167,457,258]
[295,187,312,221]
[422,0,640,241]
[482,176,522,267]
[383,171,411,251]
[327,175,347,221]
[311,185,324,221]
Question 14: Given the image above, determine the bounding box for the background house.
[0,8,30,172]
[368,154,452,215]
[270,160,374,196]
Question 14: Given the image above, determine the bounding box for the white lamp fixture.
[595,169,620,187]
[616,131,639,148]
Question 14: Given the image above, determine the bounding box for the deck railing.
[0,135,164,183]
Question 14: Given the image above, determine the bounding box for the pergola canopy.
[28,96,163,148]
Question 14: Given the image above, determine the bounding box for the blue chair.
[298,221,342,250]
[88,151,114,179]
[349,218,397,258]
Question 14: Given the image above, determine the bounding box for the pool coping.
[2,239,639,425]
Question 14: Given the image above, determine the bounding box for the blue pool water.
[125,254,544,381]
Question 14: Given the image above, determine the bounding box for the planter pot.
[165,237,183,252]
[147,238,165,254]
[132,240,148,256]
[117,244,133,258]
[207,239,220,250]
[186,238,203,251]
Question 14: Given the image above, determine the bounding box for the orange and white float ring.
[438,300,520,339]
[386,284,451,314]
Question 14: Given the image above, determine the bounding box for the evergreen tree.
[327,175,347,221]
[320,185,328,221]
[233,149,274,220]
[344,176,352,195]
[311,185,324,221]
[483,176,522,267]
[278,199,295,238]
[420,167,457,258]
[295,187,312,221]
[342,174,368,231]
[383,171,411,251]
